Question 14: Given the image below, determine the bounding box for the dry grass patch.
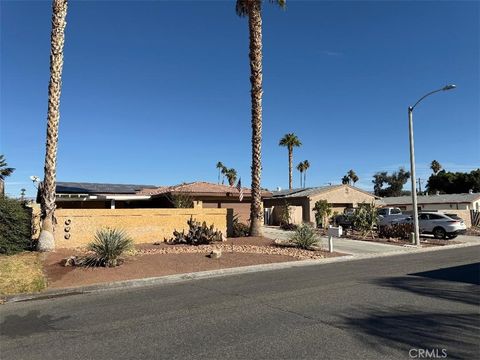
[0,252,47,296]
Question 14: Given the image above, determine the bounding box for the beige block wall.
[53,208,228,248]
[270,205,303,225]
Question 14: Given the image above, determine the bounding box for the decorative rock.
[274,239,296,247]
[61,256,77,267]
[220,233,227,242]
[208,249,222,259]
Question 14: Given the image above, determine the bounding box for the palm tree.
[0,154,15,197]
[279,133,302,190]
[221,165,228,184]
[341,175,349,185]
[225,168,238,186]
[38,0,68,252]
[296,162,305,188]
[347,169,359,186]
[216,161,224,184]
[430,160,442,175]
[236,0,286,237]
[302,160,310,188]
[20,188,26,201]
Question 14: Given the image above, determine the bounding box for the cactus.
[166,217,222,245]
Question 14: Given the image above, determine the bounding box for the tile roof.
[56,182,157,195]
[380,193,480,205]
[270,185,377,199]
[137,181,271,197]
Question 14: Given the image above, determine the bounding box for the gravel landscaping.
[342,230,460,247]
[42,237,344,290]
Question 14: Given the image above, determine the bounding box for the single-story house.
[47,181,271,223]
[378,192,480,227]
[138,182,271,223]
[263,184,379,225]
[378,192,480,211]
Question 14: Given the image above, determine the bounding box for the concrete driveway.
[262,226,403,256]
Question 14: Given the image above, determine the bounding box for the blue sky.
[1,0,479,197]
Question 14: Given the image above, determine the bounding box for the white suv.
[401,212,467,239]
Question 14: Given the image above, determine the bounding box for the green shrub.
[352,202,377,237]
[232,215,249,237]
[0,197,32,254]
[280,223,298,231]
[378,223,414,240]
[313,200,332,228]
[166,217,222,245]
[290,224,319,250]
[82,228,133,267]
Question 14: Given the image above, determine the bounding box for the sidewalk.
[261,226,475,256]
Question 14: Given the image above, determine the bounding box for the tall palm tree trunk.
[288,146,293,190]
[38,0,68,252]
[303,170,306,188]
[248,1,263,237]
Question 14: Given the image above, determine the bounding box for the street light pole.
[408,105,420,245]
[408,84,456,246]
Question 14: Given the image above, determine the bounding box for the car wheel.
[433,227,447,239]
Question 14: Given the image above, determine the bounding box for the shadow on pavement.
[341,308,479,360]
[410,263,480,285]
[375,262,480,306]
[0,310,70,339]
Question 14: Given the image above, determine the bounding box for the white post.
[328,236,333,253]
[110,199,115,209]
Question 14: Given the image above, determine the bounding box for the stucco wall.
[270,205,303,225]
[308,186,377,223]
[53,208,228,248]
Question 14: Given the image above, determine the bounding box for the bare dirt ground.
[43,237,343,289]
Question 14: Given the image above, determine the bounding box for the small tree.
[352,202,377,238]
[313,200,332,228]
[280,200,291,225]
[168,193,194,208]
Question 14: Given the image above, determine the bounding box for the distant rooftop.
[380,192,480,205]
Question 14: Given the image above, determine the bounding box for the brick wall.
[53,208,228,248]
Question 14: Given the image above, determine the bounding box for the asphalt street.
[1,246,479,360]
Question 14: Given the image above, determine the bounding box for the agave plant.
[290,224,319,250]
[82,228,133,267]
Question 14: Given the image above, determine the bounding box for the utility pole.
[417,178,422,194]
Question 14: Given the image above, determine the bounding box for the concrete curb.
[3,241,479,304]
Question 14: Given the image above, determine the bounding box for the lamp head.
[442,84,456,91]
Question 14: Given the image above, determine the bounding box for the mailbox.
[327,225,343,237]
